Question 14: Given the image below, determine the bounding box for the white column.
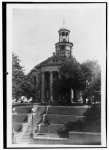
[41,72,44,100]
[68,33,69,42]
[65,32,67,41]
[50,71,53,101]
[71,89,74,103]
[78,90,83,103]
[59,33,60,42]
[60,32,62,42]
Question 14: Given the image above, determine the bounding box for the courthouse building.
[29,25,83,103]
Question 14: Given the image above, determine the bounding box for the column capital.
[41,71,45,74]
[49,71,53,74]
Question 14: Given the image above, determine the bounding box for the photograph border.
[2,1,107,149]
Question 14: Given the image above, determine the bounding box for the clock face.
[56,45,65,51]
[66,46,70,50]
[65,51,71,58]
[57,47,60,51]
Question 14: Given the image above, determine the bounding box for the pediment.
[38,56,63,67]
[29,56,63,75]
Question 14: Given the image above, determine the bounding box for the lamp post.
[12,108,17,144]
[30,105,35,143]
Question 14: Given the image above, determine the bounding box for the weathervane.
[63,20,66,26]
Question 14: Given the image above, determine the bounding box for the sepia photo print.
[4,2,107,148]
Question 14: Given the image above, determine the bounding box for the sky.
[12,3,106,74]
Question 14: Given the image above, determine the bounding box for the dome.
[58,21,70,32]
[58,27,70,33]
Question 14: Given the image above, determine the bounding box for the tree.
[56,58,101,104]
[12,52,38,101]
[58,57,86,103]
[81,60,101,102]
[12,52,25,100]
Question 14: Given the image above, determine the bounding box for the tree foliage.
[83,104,101,122]
[54,57,86,103]
[55,58,101,103]
[12,52,25,100]
[81,60,101,102]
[12,52,38,101]
[59,58,86,90]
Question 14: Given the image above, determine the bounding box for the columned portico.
[41,71,59,101]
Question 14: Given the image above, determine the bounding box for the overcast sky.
[12,3,106,74]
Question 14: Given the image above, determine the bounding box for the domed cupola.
[55,21,73,59]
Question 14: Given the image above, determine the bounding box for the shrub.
[13,123,22,132]
[57,127,69,138]
[61,104,101,133]
[57,120,84,138]
[65,120,84,132]
[58,104,101,134]
[83,104,101,122]
[43,117,50,126]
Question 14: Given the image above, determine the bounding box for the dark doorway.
[44,72,50,102]
[53,71,59,101]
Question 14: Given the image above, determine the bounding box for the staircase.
[16,131,31,144]
[13,105,47,144]
[14,105,89,144]
[33,105,88,144]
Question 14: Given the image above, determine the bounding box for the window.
[66,46,70,50]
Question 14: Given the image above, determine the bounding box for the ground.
[12,104,101,145]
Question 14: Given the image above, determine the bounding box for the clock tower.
[55,22,73,59]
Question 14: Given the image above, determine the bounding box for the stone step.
[16,132,31,143]
[47,106,88,116]
[33,133,69,144]
[32,132,101,145]
[16,138,31,144]
[35,133,68,139]
[38,124,65,134]
[43,114,85,125]
[17,142,30,144]
[17,133,68,144]
[32,139,69,145]
[17,132,101,145]
[18,139,30,142]
[21,135,30,139]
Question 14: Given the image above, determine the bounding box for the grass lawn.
[47,106,88,116]
[82,120,101,133]
[14,106,32,114]
[57,119,101,138]
[13,114,28,123]
[67,119,101,133]
[13,123,22,132]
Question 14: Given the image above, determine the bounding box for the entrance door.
[44,72,50,102]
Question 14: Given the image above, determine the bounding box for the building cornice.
[55,42,73,47]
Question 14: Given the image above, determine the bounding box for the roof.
[27,55,76,75]
[28,55,64,75]
[58,26,70,32]
[58,21,70,32]
[35,55,64,68]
